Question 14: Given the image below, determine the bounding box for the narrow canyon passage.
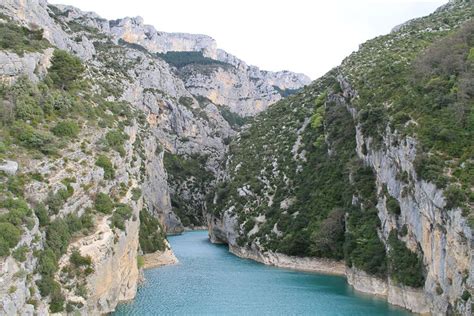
[114,231,410,315]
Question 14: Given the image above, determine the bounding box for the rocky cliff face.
[108,15,310,116]
[346,80,472,314]
[0,0,309,314]
[109,16,218,58]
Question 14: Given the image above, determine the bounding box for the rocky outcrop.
[0,160,18,175]
[0,48,53,84]
[346,268,429,314]
[0,220,48,315]
[230,245,345,275]
[1,0,96,60]
[142,241,178,269]
[60,215,140,314]
[109,17,217,58]
[207,209,239,245]
[179,64,282,116]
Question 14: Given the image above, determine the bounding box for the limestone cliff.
[108,15,311,116]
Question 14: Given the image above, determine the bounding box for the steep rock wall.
[339,75,472,314]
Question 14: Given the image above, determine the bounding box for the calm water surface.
[114,230,410,315]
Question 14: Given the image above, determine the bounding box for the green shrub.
[220,106,248,128]
[157,51,230,68]
[51,121,80,138]
[65,213,82,233]
[461,290,471,301]
[387,230,425,287]
[11,122,57,155]
[30,172,44,182]
[0,222,21,249]
[111,204,132,230]
[14,93,43,122]
[137,255,144,268]
[0,21,50,55]
[414,153,448,188]
[70,249,92,267]
[48,50,85,90]
[12,245,28,262]
[352,164,378,207]
[139,209,166,253]
[6,175,26,196]
[344,208,387,277]
[94,193,114,214]
[386,196,401,215]
[0,239,10,257]
[46,185,73,214]
[178,96,194,107]
[310,208,346,259]
[444,185,467,210]
[49,285,65,313]
[35,246,64,311]
[131,188,142,201]
[45,219,71,258]
[80,210,95,232]
[34,203,50,226]
[105,130,128,156]
[95,155,115,180]
[36,248,58,277]
[310,107,325,129]
[36,276,58,297]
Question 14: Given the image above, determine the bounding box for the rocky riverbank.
[142,242,179,270]
[229,244,345,276]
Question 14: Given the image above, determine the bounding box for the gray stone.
[0,160,18,175]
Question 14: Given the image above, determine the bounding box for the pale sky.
[50,0,447,79]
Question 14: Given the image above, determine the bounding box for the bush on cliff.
[139,209,166,253]
[387,230,425,288]
[48,49,85,90]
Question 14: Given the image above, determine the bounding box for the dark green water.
[114,230,410,315]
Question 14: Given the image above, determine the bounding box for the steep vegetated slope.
[0,0,309,314]
[208,0,473,314]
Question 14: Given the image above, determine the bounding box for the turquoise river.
[114,230,411,315]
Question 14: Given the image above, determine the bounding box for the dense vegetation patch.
[95,155,115,180]
[0,20,50,55]
[272,85,302,97]
[219,106,248,128]
[139,209,166,253]
[0,197,32,257]
[387,230,425,287]
[164,152,213,226]
[157,51,230,68]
